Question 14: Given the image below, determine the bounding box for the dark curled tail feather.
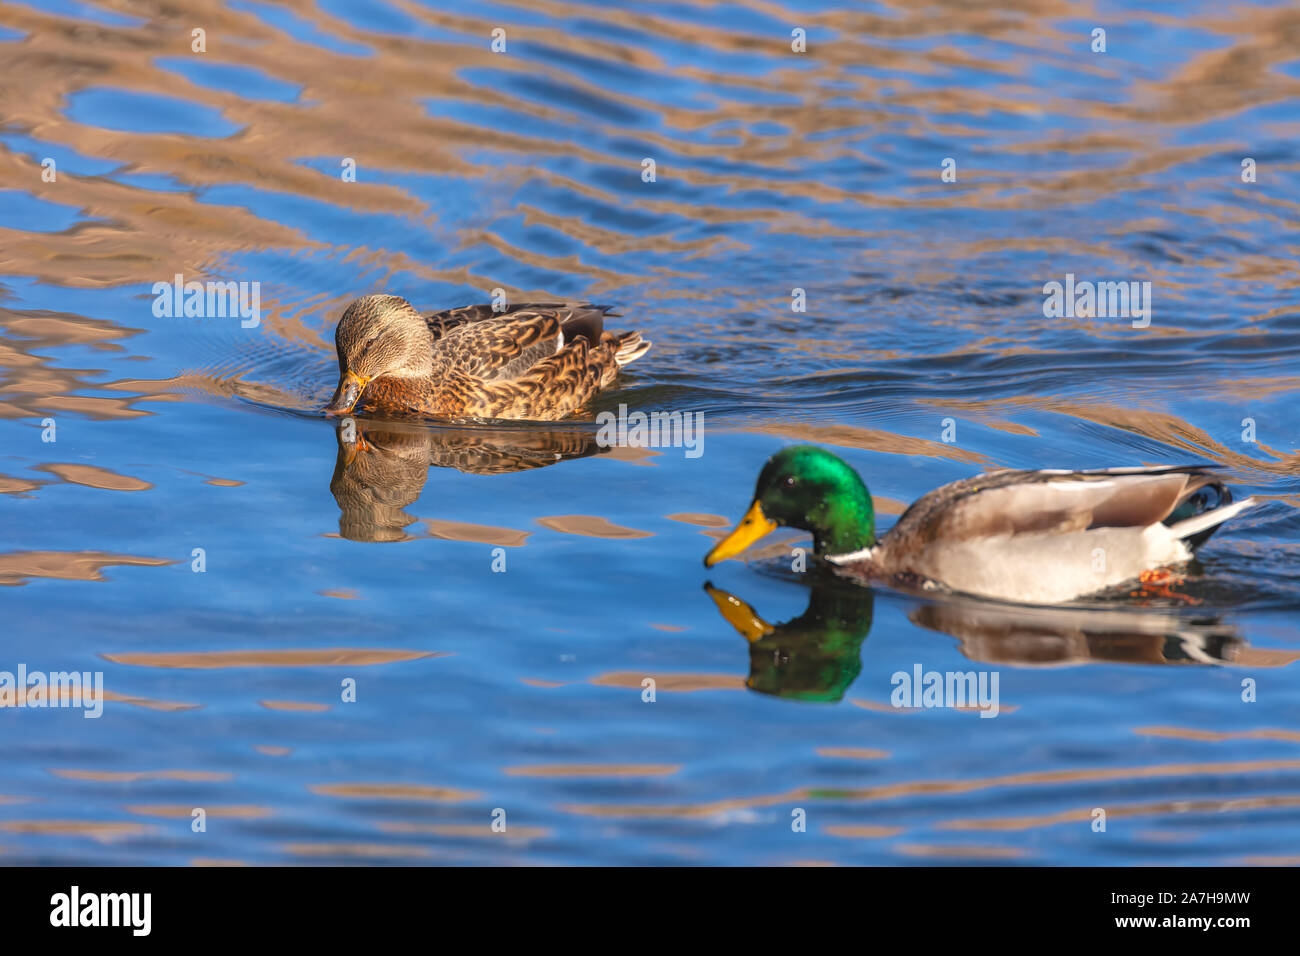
[1165,476,1233,551]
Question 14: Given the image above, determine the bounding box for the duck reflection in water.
[705,577,874,703]
[706,575,1250,703]
[910,597,1247,667]
[329,416,602,542]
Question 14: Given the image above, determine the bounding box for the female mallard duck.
[324,294,651,420]
[704,446,1256,605]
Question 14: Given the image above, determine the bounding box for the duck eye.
[784,476,797,487]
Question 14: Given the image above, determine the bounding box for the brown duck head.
[329,419,431,542]
[325,294,433,415]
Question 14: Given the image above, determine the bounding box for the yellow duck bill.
[703,500,778,567]
[703,583,775,642]
[325,371,368,415]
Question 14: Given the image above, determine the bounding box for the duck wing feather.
[879,465,1224,553]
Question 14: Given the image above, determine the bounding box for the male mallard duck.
[704,446,1257,605]
[324,294,651,420]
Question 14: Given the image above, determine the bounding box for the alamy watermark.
[891,663,1000,718]
[595,403,703,458]
[50,886,150,936]
[1042,273,1151,328]
[152,273,260,328]
[0,664,104,718]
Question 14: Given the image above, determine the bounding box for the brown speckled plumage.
[325,294,651,421]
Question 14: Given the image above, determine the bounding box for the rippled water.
[3,0,1299,865]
